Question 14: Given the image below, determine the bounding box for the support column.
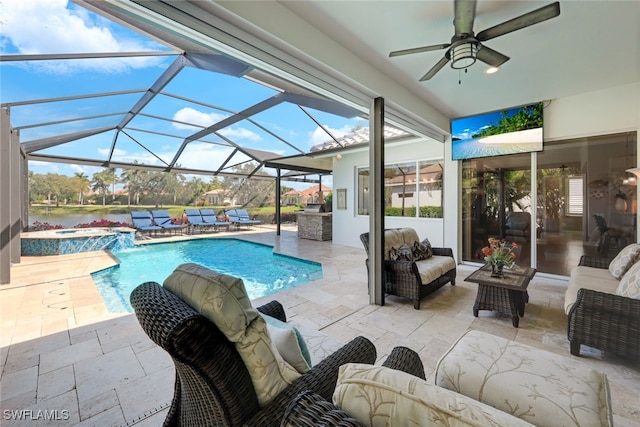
[1,108,12,283]
[276,169,281,236]
[10,128,22,264]
[369,97,385,306]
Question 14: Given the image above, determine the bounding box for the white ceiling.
[280,0,640,119]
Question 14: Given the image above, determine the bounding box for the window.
[357,160,443,217]
[566,176,583,216]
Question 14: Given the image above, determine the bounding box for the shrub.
[75,219,133,228]
[26,221,64,231]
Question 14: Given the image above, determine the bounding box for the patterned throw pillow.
[616,260,640,300]
[164,263,301,405]
[333,363,533,427]
[608,243,640,279]
[412,239,433,261]
[389,244,413,261]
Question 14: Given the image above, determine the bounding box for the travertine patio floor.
[1,225,639,426]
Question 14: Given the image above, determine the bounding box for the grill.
[304,203,325,213]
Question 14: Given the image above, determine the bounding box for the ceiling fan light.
[450,42,477,69]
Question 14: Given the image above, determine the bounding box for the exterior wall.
[442,82,640,261]
[332,138,446,249]
[333,83,640,261]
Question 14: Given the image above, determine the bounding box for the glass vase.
[491,263,504,278]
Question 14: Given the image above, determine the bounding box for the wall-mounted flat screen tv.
[451,102,543,161]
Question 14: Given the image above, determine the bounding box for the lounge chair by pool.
[200,209,231,231]
[151,210,185,235]
[130,211,162,236]
[184,209,213,233]
[224,209,263,229]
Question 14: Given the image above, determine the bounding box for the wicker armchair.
[568,256,640,361]
[281,346,425,426]
[360,229,456,309]
[130,282,377,426]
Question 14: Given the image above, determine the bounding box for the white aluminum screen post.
[10,128,22,265]
[0,108,12,283]
[369,97,385,306]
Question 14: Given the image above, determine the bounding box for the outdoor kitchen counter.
[296,212,332,241]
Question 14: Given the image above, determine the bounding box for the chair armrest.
[280,390,366,427]
[256,300,286,322]
[432,247,454,258]
[382,346,426,380]
[569,288,640,317]
[578,255,610,269]
[384,259,417,274]
[279,347,425,427]
[244,336,376,427]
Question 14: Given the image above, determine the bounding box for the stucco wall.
[333,83,640,256]
[332,138,446,249]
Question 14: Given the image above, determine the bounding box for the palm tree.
[72,172,90,205]
[121,166,144,206]
[92,169,115,206]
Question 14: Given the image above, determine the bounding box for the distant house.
[203,189,235,206]
[282,185,331,206]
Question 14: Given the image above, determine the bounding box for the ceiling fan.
[389,0,560,81]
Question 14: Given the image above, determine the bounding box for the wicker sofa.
[130,280,376,426]
[360,228,456,309]
[565,254,640,361]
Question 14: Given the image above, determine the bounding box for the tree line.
[28,162,290,208]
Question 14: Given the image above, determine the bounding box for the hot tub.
[21,227,136,256]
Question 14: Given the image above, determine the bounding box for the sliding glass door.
[461,131,637,276]
[461,153,532,268]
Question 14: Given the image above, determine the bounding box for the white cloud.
[172,107,261,142]
[220,127,261,142]
[1,0,165,74]
[309,125,352,148]
[97,147,127,157]
[172,107,228,130]
[176,143,237,171]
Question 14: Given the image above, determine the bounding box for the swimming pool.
[91,238,323,313]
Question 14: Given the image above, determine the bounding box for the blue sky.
[1,0,362,189]
[451,107,521,141]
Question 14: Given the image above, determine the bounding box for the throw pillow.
[389,243,413,261]
[608,243,640,279]
[616,260,640,300]
[412,238,433,261]
[163,263,300,405]
[261,313,312,373]
[333,363,533,427]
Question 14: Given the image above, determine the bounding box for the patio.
[1,225,639,426]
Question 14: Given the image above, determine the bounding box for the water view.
[30,213,131,229]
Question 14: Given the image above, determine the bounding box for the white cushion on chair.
[164,263,300,406]
[333,363,533,427]
[435,330,612,427]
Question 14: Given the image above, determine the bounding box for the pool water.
[91,238,323,313]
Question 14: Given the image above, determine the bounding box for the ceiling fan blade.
[476,45,510,67]
[419,56,450,81]
[476,1,560,42]
[454,0,477,36]
[389,43,450,57]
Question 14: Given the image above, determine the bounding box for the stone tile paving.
[1,225,638,426]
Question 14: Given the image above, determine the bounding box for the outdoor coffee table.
[465,264,536,327]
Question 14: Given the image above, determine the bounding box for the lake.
[29,213,131,229]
